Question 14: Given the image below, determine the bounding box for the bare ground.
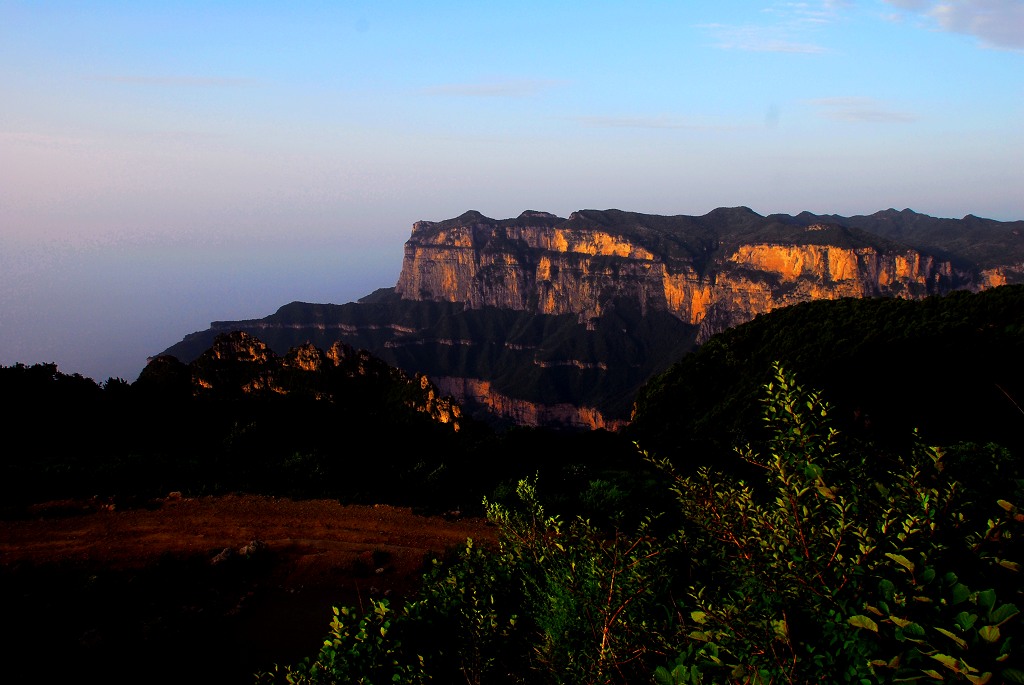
[0,494,497,684]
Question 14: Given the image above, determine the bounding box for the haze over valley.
[2,1,1022,383]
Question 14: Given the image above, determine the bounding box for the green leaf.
[804,463,823,479]
[930,653,961,673]
[935,627,968,650]
[849,615,878,632]
[991,603,1020,625]
[978,589,997,613]
[978,625,1000,643]
[886,553,916,573]
[954,612,978,631]
[898,622,927,640]
[1003,668,1024,684]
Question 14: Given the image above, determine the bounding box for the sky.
[2,0,1022,383]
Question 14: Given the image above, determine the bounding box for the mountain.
[160,207,1024,429]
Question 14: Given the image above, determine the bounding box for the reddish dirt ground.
[0,494,497,684]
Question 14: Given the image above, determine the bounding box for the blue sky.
[1,0,1022,382]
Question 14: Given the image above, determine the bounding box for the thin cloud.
[884,0,1024,50]
[809,97,918,122]
[700,23,827,53]
[762,1,837,25]
[701,1,845,53]
[0,131,95,147]
[886,0,931,9]
[571,115,742,131]
[419,79,567,97]
[91,75,258,87]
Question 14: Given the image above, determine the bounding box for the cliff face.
[694,241,966,341]
[160,207,1024,430]
[432,376,628,432]
[395,212,975,343]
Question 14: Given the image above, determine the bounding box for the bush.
[647,362,1023,684]
[254,538,521,685]
[485,476,674,684]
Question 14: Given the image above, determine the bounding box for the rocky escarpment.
[432,375,629,432]
[160,207,1024,430]
[145,331,463,431]
[395,209,991,344]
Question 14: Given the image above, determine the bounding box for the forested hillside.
[627,284,1024,473]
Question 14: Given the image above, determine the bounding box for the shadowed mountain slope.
[626,284,1024,470]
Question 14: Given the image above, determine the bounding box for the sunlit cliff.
[395,210,980,342]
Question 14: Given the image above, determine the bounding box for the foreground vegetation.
[5,287,1023,682]
[256,364,1023,684]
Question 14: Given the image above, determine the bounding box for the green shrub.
[257,363,1023,684]
[485,476,674,684]
[255,537,522,685]
[647,362,1023,684]
[254,599,427,685]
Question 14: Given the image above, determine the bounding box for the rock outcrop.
[149,332,463,431]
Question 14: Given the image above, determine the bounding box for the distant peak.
[454,210,492,223]
[564,209,625,225]
[706,206,762,218]
[875,208,921,218]
[518,210,559,220]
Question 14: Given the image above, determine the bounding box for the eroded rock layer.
[395,210,989,343]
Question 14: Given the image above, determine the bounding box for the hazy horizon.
[2,1,1022,383]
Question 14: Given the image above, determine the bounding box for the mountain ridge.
[160,206,1024,429]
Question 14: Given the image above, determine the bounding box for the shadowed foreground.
[0,494,495,684]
